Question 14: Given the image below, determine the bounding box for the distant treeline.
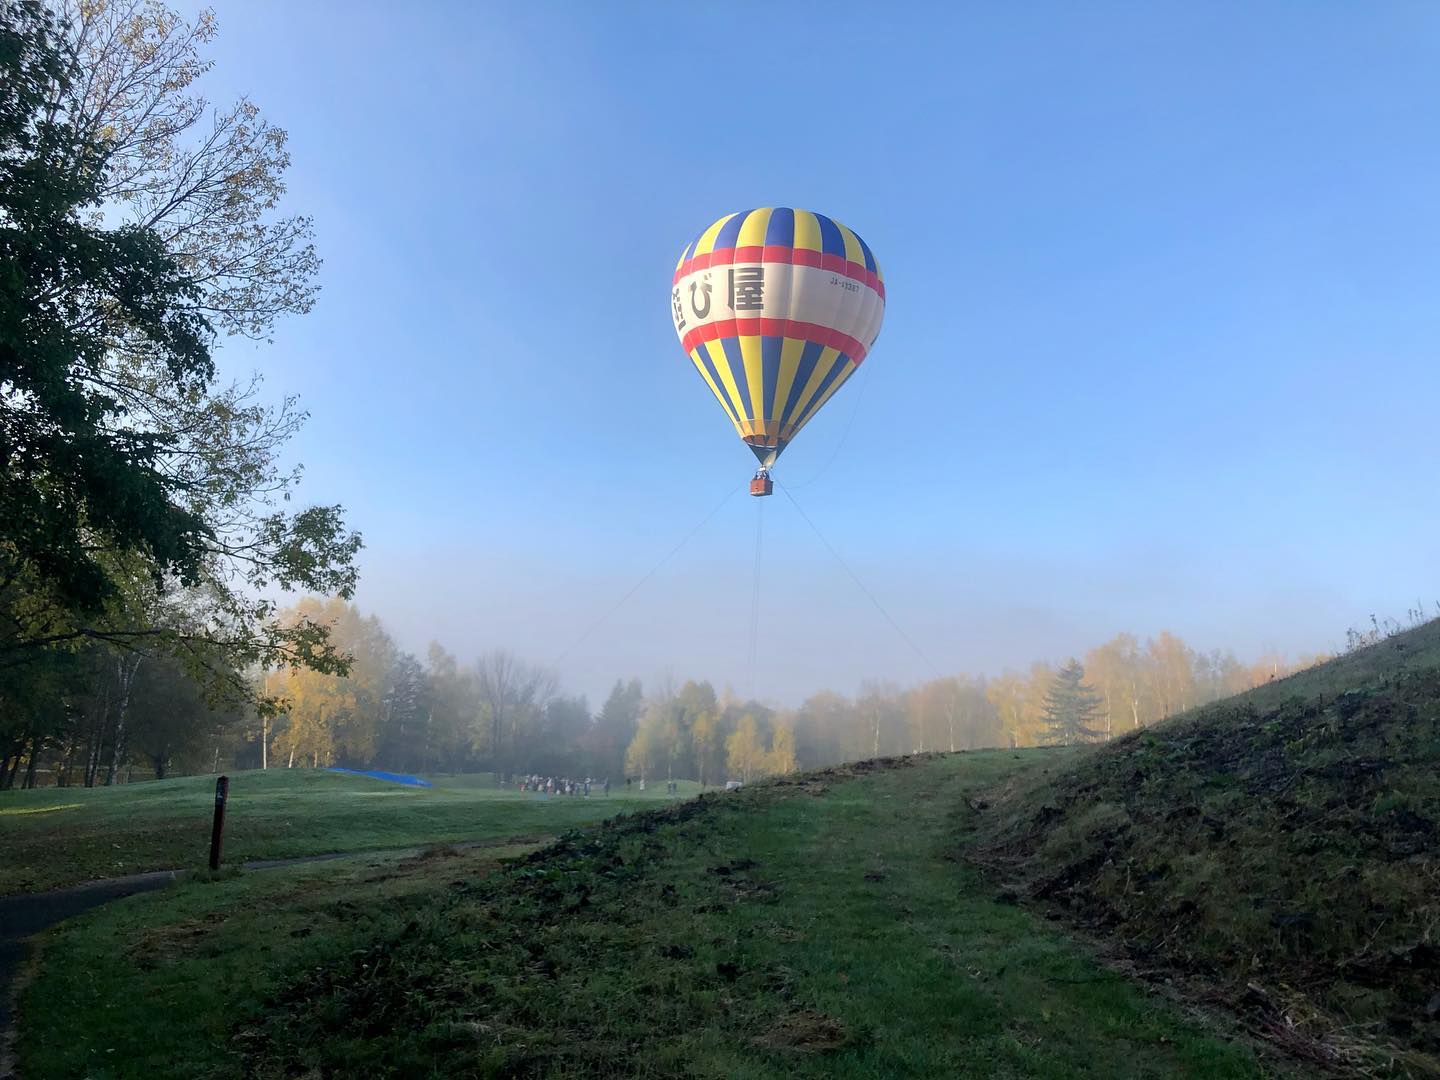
[0,596,1326,790]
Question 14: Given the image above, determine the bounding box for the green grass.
[23,751,1277,1078]
[0,769,701,895]
[17,841,543,1079]
[975,620,1440,1074]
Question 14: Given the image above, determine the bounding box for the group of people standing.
[514,774,608,797]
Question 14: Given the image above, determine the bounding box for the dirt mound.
[975,626,1440,1074]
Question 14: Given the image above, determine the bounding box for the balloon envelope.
[670,208,885,467]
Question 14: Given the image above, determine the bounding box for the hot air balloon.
[670,208,885,496]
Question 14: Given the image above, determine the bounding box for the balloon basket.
[749,473,774,497]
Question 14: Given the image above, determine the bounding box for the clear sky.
[193,2,1440,705]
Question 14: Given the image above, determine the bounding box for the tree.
[0,0,357,693]
[625,701,673,787]
[856,680,903,758]
[127,653,244,778]
[905,676,997,752]
[768,721,797,775]
[1041,660,1105,746]
[524,695,589,776]
[473,650,556,771]
[1084,633,1145,736]
[56,0,319,339]
[1146,632,1196,721]
[375,653,427,772]
[689,709,724,786]
[587,678,641,780]
[791,690,851,768]
[725,713,768,783]
[670,679,717,779]
[987,665,1051,748]
[423,643,477,772]
[269,598,394,768]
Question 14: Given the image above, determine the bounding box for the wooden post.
[208,775,229,870]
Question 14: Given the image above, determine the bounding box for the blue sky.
[196,2,1440,704]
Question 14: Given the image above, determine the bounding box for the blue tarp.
[326,767,433,788]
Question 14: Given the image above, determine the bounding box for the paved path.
[0,835,548,1078]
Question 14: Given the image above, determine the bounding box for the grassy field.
[21,750,1281,1078]
[0,769,698,895]
[975,622,1440,1074]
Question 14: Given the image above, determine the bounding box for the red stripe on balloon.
[680,319,869,365]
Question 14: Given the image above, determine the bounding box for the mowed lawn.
[0,769,687,895]
[20,752,1278,1078]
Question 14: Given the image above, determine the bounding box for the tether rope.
[776,479,941,679]
[552,480,743,667]
[747,495,764,699]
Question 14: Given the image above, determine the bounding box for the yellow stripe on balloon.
[791,210,822,253]
[791,359,856,437]
[693,213,738,256]
[836,222,864,266]
[706,340,749,424]
[735,207,773,248]
[771,337,805,430]
[689,348,739,427]
[739,333,765,424]
[782,345,841,428]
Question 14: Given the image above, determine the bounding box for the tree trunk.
[85,679,112,788]
[5,739,30,789]
[105,655,141,786]
[57,738,77,787]
[22,738,40,789]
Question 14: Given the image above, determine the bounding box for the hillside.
[974,621,1440,1075]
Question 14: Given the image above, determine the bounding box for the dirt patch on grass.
[127,911,230,970]
[753,1008,852,1053]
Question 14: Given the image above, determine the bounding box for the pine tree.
[1041,660,1106,746]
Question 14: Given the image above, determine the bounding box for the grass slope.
[0,770,696,895]
[180,751,1272,1078]
[975,622,1440,1075]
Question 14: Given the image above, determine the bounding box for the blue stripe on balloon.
[714,211,752,252]
[806,352,852,413]
[764,207,795,248]
[855,231,877,272]
[694,342,737,420]
[780,340,826,426]
[814,213,845,257]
